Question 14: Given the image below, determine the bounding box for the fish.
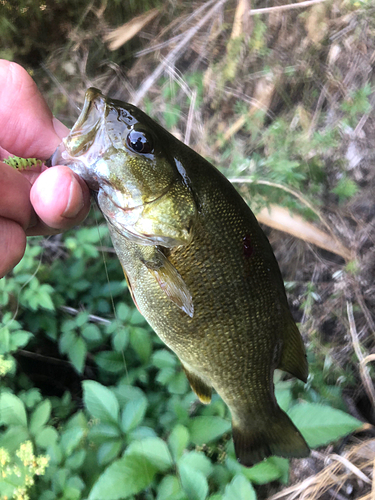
[48,88,310,466]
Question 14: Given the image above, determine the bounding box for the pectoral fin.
[142,248,194,318]
[182,364,212,404]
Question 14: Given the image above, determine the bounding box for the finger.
[0,162,37,230]
[27,166,91,236]
[0,218,27,279]
[0,60,70,159]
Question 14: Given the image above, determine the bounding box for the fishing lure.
[3,156,42,170]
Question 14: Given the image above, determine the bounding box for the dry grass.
[268,439,375,500]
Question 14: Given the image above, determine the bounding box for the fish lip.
[65,88,107,157]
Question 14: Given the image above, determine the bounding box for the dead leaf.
[257,204,351,260]
[104,9,159,51]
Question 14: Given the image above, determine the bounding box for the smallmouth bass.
[48,88,310,466]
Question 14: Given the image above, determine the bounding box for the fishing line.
[93,207,152,476]
[93,206,130,384]
[4,238,45,329]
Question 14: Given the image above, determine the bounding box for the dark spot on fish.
[243,235,254,258]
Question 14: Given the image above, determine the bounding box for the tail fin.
[232,408,310,467]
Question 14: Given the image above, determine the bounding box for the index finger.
[0,60,68,159]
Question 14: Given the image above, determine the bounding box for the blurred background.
[1,1,375,499]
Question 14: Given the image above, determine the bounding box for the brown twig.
[346,301,375,414]
[250,0,327,16]
[59,305,111,325]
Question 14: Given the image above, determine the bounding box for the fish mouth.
[65,88,107,157]
[47,88,111,190]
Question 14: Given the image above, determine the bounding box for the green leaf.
[21,388,42,408]
[275,387,292,412]
[75,312,90,327]
[0,426,29,453]
[35,426,59,449]
[116,302,130,321]
[9,330,33,351]
[223,475,256,500]
[113,385,146,407]
[60,427,85,455]
[83,381,120,425]
[0,328,10,354]
[331,176,358,202]
[46,442,63,465]
[81,324,102,342]
[129,308,145,325]
[178,451,213,478]
[68,336,87,374]
[59,330,76,354]
[168,424,189,461]
[130,327,152,363]
[157,475,184,500]
[152,349,177,369]
[189,416,231,445]
[125,437,173,472]
[121,397,148,432]
[88,423,122,444]
[244,456,286,485]
[269,457,290,484]
[95,351,127,374]
[65,449,86,470]
[168,371,188,394]
[97,441,122,466]
[29,399,51,435]
[88,454,156,500]
[112,328,129,351]
[178,463,208,500]
[288,403,362,448]
[52,467,68,494]
[0,392,27,427]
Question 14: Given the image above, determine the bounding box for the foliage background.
[1,0,375,499]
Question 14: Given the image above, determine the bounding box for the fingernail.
[62,173,85,219]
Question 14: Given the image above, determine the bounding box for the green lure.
[3,156,42,170]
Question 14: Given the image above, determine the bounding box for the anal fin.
[182,364,212,404]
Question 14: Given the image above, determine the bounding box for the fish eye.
[126,129,154,155]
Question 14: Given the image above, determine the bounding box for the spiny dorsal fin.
[182,364,212,404]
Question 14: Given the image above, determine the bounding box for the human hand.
[0,60,91,278]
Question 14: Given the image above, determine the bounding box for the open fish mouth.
[46,89,111,191]
[66,88,106,157]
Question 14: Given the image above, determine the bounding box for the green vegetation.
[0,230,363,499]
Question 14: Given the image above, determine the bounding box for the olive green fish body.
[48,88,309,466]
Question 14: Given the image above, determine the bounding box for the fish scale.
[48,87,310,466]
